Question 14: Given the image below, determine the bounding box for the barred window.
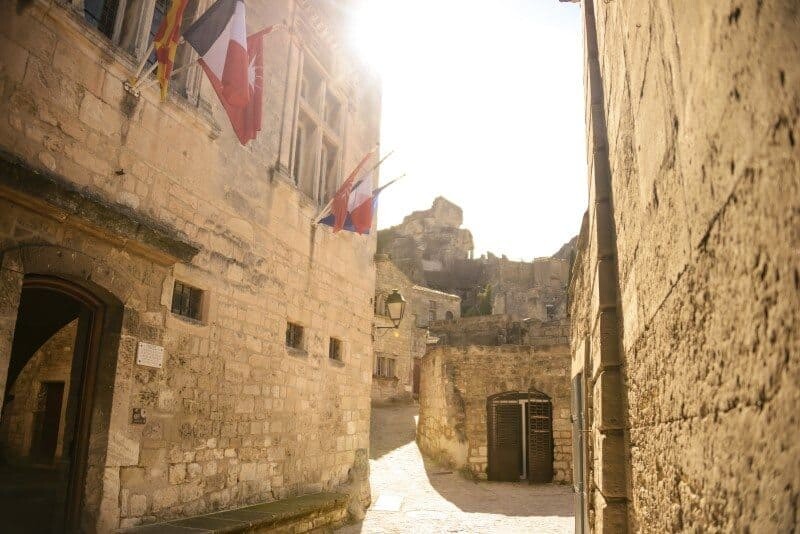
[171,281,204,321]
[286,322,304,350]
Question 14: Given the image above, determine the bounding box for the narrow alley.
[337,404,574,534]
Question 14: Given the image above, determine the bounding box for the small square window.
[374,355,396,378]
[286,322,304,349]
[171,281,204,321]
[329,338,343,361]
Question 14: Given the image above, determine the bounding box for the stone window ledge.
[328,358,345,368]
[287,347,309,358]
[372,375,398,382]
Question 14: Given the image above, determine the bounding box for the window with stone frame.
[291,51,344,206]
[78,0,201,101]
[428,300,438,323]
[374,355,396,378]
[286,322,304,350]
[171,281,204,321]
[328,337,343,361]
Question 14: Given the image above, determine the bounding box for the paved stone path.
[337,403,574,534]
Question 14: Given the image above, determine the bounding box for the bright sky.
[348,1,587,261]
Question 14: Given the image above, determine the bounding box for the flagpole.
[313,149,394,224]
[135,60,196,91]
[129,42,155,85]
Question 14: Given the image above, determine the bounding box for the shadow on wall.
[369,403,418,460]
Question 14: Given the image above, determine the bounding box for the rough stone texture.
[0,0,380,530]
[378,198,574,322]
[0,319,77,461]
[570,0,800,532]
[417,345,572,483]
[372,256,459,403]
[429,314,570,348]
[337,403,574,534]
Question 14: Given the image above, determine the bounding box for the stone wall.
[373,256,459,402]
[378,198,572,321]
[570,1,800,532]
[430,314,568,348]
[418,345,572,483]
[0,0,380,530]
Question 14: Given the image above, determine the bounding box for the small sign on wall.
[136,341,165,369]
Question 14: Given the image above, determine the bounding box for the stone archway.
[0,245,130,532]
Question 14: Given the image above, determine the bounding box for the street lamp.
[377,289,406,329]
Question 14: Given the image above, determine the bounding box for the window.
[329,338,343,361]
[428,300,438,323]
[286,322,304,350]
[292,54,343,205]
[171,281,204,321]
[374,294,387,316]
[374,356,396,378]
[445,311,454,322]
[546,304,556,320]
[79,0,199,99]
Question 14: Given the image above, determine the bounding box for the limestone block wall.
[570,0,800,532]
[373,256,460,402]
[418,345,572,483]
[0,0,380,530]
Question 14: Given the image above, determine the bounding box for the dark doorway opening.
[0,276,112,533]
[487,390,554,483]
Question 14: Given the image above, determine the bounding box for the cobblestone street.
[337,404,574,534]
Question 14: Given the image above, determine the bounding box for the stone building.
[417,343,572,484]
[0,0,380,531]
[566,1,800,533]
[378,197,574,321]
[372,254,459,402]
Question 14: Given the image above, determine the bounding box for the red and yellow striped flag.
[154,0,190,101]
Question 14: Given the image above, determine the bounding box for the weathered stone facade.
[372,255,459,402]
[0,0,380,531]
[569,1,800,532]
[417,345,572,483]
[378,197,574,321]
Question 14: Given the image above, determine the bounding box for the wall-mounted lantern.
[376,289,406,329]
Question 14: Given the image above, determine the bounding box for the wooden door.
[412,359,421,396]
[488,400,522,481]
[31,382,65,462]
[526,399,554,483]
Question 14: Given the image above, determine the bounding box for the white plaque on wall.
[136,342,165,368]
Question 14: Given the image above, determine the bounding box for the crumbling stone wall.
[418,345,572,483]
[378,199,572,321]
[373,256,459,402]
[0,0,380,530]
[570,1,800,532]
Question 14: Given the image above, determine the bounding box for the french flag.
[183,0,251,132]
[318,177,398,235]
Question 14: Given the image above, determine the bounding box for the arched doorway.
[486,390,554,483]
[0,275,121,533]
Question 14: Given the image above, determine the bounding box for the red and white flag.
[183,0,252,140]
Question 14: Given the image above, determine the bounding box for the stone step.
[118,492,349,534]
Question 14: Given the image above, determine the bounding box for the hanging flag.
[183,0,250,113]
[224,26,278,144]
[331,151,375,232]
[318,175,402,235]
[154,0,190,101]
